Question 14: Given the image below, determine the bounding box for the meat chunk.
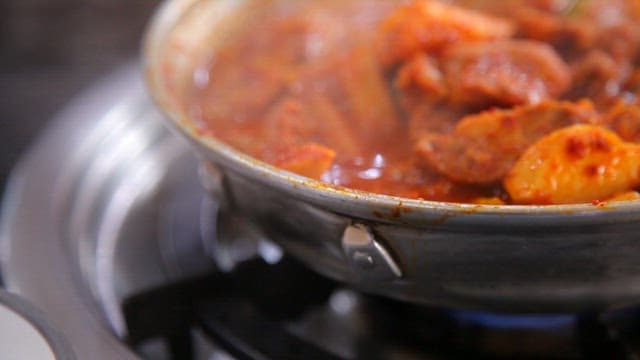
[513,0,640,63]
[273,41,399,157]
[263,98,315,146]
[271,143,336,180]
[530,0,580,13]
[625,69,640,100]
[414,100,599,184]
[513,7,596,57]
[407,103,463,138]
[263,95,361,159]
[196,17,320,123]
[395,53,448,101]
[597,23,640,65]
[305,94,361,157]
[394,53,458,136]
[460,0,579,15]
[337,44,401,146]
[504,125,640,204]
[566,50,631,108]
[376,0,514,67]
[604,101,640,142]
[442,40,571,107]
[577,0,640,62]
[195,60,287,125]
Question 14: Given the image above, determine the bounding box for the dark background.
[0,0,157,189]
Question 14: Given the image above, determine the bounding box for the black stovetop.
[123,257,640,360]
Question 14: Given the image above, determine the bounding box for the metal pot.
[144,0,640,313]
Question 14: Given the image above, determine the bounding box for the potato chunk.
[504,125,640,204]
[376,0,514,66]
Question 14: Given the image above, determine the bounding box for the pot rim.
[142,0,640,226]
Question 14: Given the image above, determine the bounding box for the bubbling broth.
[187,0,640,205]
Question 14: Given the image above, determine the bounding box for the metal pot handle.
[341,224,403,282]
[199,162,278,271]
[200,161,402,281]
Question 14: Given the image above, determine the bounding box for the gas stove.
[2,65,640,360]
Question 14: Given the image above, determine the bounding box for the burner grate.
[122,257,640,360]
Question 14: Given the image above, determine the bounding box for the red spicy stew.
[187,0,640,205]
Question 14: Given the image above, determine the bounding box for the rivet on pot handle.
[342,224,402,281]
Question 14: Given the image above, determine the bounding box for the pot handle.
[341,224,403,282]
[199,162,278,271]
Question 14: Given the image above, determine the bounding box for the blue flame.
[450,311,576,330]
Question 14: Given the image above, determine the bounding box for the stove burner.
[122,257,640,360]
[450,311,575,330]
